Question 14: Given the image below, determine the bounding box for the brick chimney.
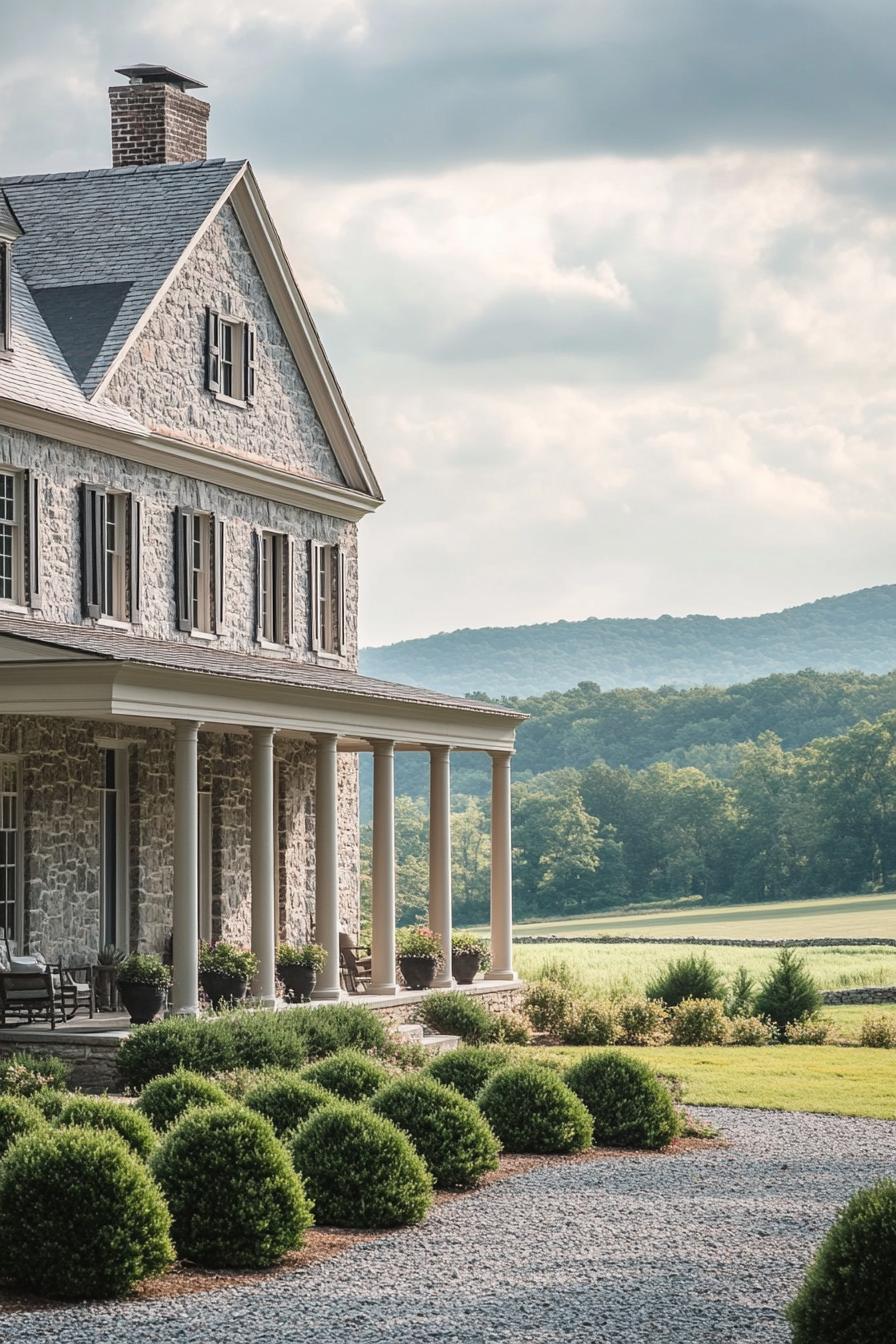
[109,65,209,168]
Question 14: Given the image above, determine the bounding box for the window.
[0,470,22,605]
[174,508,224,634]
[0,243,11,358]
[100,748,129,949]
[80,484,141,623]
[0,760,19,943]
[206,308,256,405]
[254,529,293,645]
[308,541,346,656]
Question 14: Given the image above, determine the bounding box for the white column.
[171,720,200,1016]
[312,733,342,1000]
[370,739,399,994]
[250,727,277,1007]
[428,746,455,988]
[486,750,517,981]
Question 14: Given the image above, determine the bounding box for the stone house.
[0,65,523,1012]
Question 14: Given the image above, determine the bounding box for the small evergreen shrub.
[615,996,668,1045]
[726,966,756,1018]
[136,1069,231,1130]
[0,1095,45,1157]
[523,980,577,1035]
[0,1052,68,1096]
[290,1102,433,1227]
[755,949,822,1039]
[152,1105,311,1267]
[204,1011,308,1071]
[302,1048,391,1101]
[116,1016,236,1089]
[565,1050,680,1150]
[533,955,585,993]
[561,1000,616,1046]
[57,1096,157,1159]
[245,1073,332,1137]
[787,1179,896,1343]
[292,1003,389,1059]
[489,1010,531,1045]
[0,1128,173,1298]
[646,954,725,1007]
[418,991,496,1044]
[372,1075,500,1188]
[784,1016,833,1045]
[424,1045,511,1099]
[28,1088,67,1120]
[860,1014,896,1048]
[477,1065,593,1154]
[728,1015,775,1045]
[669,997,729,1046]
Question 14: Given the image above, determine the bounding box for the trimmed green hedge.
[244,1073,332,1137]
[372,1074,500,1188]
[424,1045,511,1100]
[302,1049,390,1101]
[57,1096,157,1159]
[565,1050,680,1150]
[136,1069,231,1131]
[0,1128,173,1298]
[152,1105,312,1268]
[0,1095,45,1157]
[290,1102,433,1227]
[417,991,496,1044]
[477,1064,593,1154]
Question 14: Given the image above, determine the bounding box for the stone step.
[392,1022,425,1043]
[418,1031,459,1056]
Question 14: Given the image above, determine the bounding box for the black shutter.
[307,539,321,652]
[284,535,295,645]
[25,472,42,611]
[0,243,10,354]
[244,322,256,404]
[253,529,264,642]
[173,507,193,632]
[79,483,103,619]
[206,308,220,394]
[128,496,142,625]
[337,545,347,656]
[213,516,226,633]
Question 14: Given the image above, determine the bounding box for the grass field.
[514,940,896,996]
[535,1044,896,1119]
[507,890,896,939]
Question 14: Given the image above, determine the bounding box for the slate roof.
[1,158,244,396]
[0,613,526,721]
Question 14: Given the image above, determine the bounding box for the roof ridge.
[1,158,246,186]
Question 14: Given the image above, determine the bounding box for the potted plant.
[396,925,442,990]
[451,931,490,984]
[276,943,327,1002]
[116,953,171,1025]
[199,942,258,1010]
[95,943,125,1011]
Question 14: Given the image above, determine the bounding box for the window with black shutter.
[80,484,135,623]
[174,506,215,634]
[308,541,346,656]
[205,307,256,405]
[256,529,291,645]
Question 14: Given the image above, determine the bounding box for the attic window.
[206,308,256,405]
[0,244,11,359]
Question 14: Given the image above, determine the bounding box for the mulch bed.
[0,1136,722,1313]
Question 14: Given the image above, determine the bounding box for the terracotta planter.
[278,964,317,1003]
[398,954,438,990]
[118,981,167,1025]
[200,970,249,1011]
[451,950,482,985]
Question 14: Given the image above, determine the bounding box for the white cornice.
[0,398,383,521]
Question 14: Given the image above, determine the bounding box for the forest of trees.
[368,711,896,926]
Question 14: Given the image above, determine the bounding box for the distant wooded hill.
[360,585,896,698]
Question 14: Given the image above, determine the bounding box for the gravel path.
[3,1107,894,1344]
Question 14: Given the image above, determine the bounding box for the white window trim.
[0,469,25,609]
[102,490,128,622]
[190,512,213,635]
[0,755,22,950]
[261,529,287,646]
[218,318,246,404]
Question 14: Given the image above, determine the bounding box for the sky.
[3,0,896,646]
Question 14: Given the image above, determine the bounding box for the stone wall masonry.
[821,986,896,1005]
[105,204,345,486]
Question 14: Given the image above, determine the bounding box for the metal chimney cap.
[114,64,207,91]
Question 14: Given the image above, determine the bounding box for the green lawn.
[506,890,896,939]
[535,1044,896,1120]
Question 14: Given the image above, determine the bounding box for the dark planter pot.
[278,963,317,1003]
[200,970,249,1011]
[118,981,167,1025]
[452,950,482,985]
[398,954,438,991]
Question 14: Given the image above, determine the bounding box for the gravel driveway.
[3,1107,894,1344]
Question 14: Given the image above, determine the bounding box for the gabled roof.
[0,190,22,242]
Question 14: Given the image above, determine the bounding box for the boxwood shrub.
[0,1095,45,1157]
[371,1074,500,1188]
[302,1049,390,1101]
[292,1003,389,1060]
[136,1069,231,1131]
[152,1105,312,1267]
[245,1073,332,1137]
[290,1101,433,1227]
[477,1064,593,1154]
[787,1179,896,1343]
[424,1045,511,1099]
[417,991,497,1044]
[0,1128,173,1298]
[565,1050,680,1150]
[116,1015,237,1089]
[57,1096,157,1159]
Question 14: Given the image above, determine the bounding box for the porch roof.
[0,614,526,751]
